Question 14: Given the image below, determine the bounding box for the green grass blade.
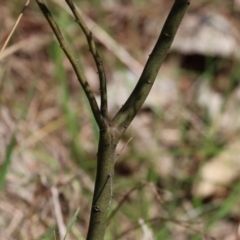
[207,181,240,228]
[0,135,16,193]
[63,207,80,240]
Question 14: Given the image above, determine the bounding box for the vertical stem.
[65,0,108,118]
[87,126,117,240]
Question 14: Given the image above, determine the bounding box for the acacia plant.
[35,0,190,239]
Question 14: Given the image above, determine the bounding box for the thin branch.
[115,216,214,240]
[0,0,30,55]
[114,137,133,163]
[35,0,106,128]
[65,0,108,118]
[53,0,143,76]
[51,187,67,240]
[112,0,190,134]
[107,183,145,224]
[0,35,50,61]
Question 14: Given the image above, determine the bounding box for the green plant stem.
[35,0,106,129]
[86,126,116,240]
[35,0,190,239]
[87,1,189,239]
[112,0,190,135]
[65,0,108,119]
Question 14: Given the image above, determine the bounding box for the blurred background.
[1,0,240,239]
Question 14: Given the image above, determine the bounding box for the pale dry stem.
[0,0,31,55]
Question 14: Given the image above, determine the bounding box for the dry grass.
[1,1,240,239]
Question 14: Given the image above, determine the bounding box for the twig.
[52,0,143,76]
[138,218,154,240]
[65,0,108,118]
[114,137,133,163]
[35,0,106,129]
[112,0,190,134]
[107,181,168,225]
[0,0,30,55]
[115,216,214,240]
[51,186,67,240]
[0,35,50,61]
[107,183,145,224]
[0,200,23,239]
